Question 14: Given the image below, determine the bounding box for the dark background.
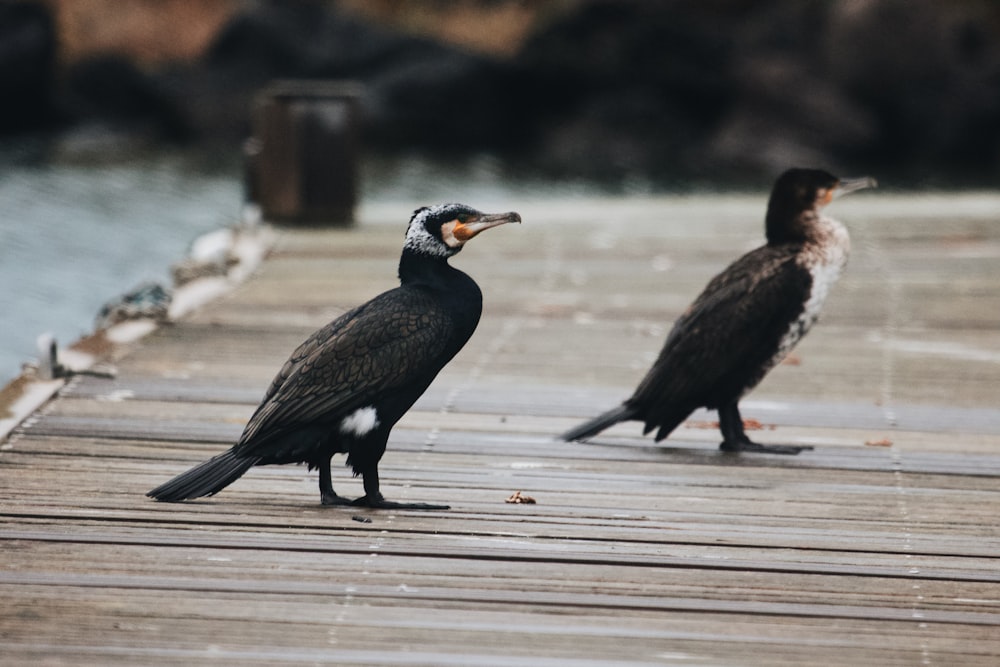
[3,0,1000,186]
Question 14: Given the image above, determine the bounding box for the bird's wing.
[633,245,810,410]
[235,288,452,452]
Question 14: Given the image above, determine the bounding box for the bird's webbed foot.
[354,466,450,510]
[719,436,812,456]
[321,492,354,506]
[351,493,450,511]
[717,402,812,455]
[319,462,353,505]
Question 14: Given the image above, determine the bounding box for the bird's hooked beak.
[443,211,521,248]
[832,176,878,199]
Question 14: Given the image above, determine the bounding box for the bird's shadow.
[562,436,819,469]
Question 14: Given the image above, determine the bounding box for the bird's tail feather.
[147,449,260,502]
[560,404,637,442]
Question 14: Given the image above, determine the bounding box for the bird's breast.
[765,229,849,380]
[799,218,850,320]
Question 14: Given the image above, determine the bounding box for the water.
[0,149,243,384]
[0,147,623,385]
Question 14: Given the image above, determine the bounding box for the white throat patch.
[339,406,380,437]
[404,207,457,258]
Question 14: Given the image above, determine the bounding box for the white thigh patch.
[339,406,380,437]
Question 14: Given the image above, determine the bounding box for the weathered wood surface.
[2,195,1000,666]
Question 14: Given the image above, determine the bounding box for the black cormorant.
[561,168,875,454]
[148,203,520,509]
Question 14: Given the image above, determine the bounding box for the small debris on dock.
[505,490,536,504]
[865,437,893,447]
[351,515,372,523]
[781,353,802,366]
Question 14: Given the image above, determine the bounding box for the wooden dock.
[2,195,1000,665]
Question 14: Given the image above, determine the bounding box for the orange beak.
[444,211,521,247]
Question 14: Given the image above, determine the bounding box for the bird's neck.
[803,213,849,248]
[767,210,848,247]
[397,249,483,342]
[768,212,850,272]
[398,250,462,288]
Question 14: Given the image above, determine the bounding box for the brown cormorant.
[561,168,875,454]
[148,203,520,509]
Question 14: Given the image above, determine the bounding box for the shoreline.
[0,217,274,443]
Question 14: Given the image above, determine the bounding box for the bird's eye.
[457,214,470,223]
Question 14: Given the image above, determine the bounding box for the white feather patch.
[339,406,380,437]
[404,206,456,257]
[770,215,851,370]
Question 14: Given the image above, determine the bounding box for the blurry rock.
[364,51,516,150]
[207,2,338,74]
[824,0,1000,176]
[62,55,192,143]
[95,282,172,330]
[706,55,876,174]
[158,2,519,149]
[0,2,57,134]
[515,0,1000,181]
[119,4,348,144]
[537,87,706,178]
[513,1,734,178]
[171,228,238,286]
[6,0,1000,183]
[516,2,732,107]
[171,256,234,286]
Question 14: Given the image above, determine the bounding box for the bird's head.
[766,168,876,243]
[404,203,521,257]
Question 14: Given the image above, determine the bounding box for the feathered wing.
[235,287,454,459]
[147,288,456,502]
[630,245,811,440]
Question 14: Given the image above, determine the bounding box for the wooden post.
[248,80,362,226]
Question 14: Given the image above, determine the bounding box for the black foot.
[351,494,450,511]
[321,492,353,506]
[720,438,813,455]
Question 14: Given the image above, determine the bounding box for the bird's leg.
[352,466,450,510]
[319,456,351,506]
[718,402,811,455]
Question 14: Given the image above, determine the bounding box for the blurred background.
[5,0,1000,182]
[2,0,999,381]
